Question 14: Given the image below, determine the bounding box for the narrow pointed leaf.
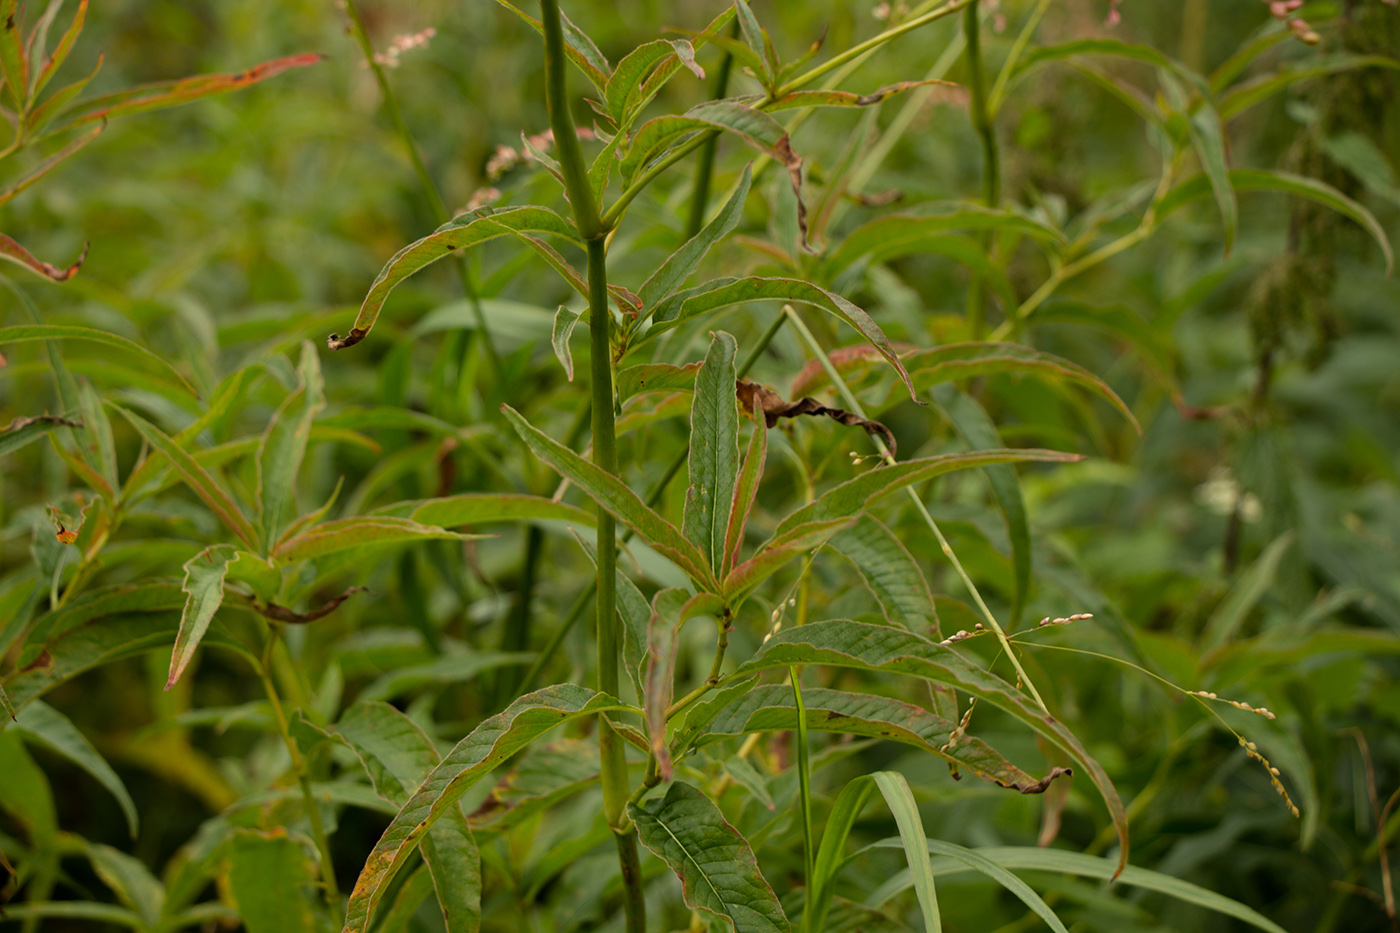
[273,517,477,562]
[638,165,752,311]
[256,342,325,552]
[0,414,81,458]
[616,361,701,399]
[167,544,235,690]
[1219,54,1400,119]
[0,0,28,109]
[502,404,714,586]
[112,405,258,549]
[723,404,767,578]
[396,493,595,529]
[684,332,740,569]
[13,701,139,837]
[491,0,609,92]
[0,121,102,202]
[341,685,629,933]
[628,780,790,933]
[871,772,941,933]
[766,80,957,111]
[222,829,322,933]
[621,100,788,182]
[331,206,580,350]
[729,619,1129,874]
[32,0,88,99]
[723,517,853,604]
[732,0,773,84]
[807,777,876,933]
[1186,102,1237,254]
[607,38,700,124]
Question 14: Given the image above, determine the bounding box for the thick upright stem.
[538,2,641,928]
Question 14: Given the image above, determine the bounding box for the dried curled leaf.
[736,379,896,457]
[0,235,87,281]
[255,586,369,624]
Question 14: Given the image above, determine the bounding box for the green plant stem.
[341,0,503,382]
[963,0,1000,338]
[685,24,738,240]
[792,671,816,932]
[538,1,639,926]
[783,306,1051,714]
[514,311,788,696]
[987,0,1051,116]
[257,627,340,907]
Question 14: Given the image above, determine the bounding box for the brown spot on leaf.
[736,379,897,457]
[20,649,52,673]
[995,765,1073,795]
[257,586,369,624]
[3,414,82,432]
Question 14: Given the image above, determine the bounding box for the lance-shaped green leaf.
[645,277,916,400]
[222,829,322,933]
[12,701,139,837]
[768,448,1079,544]
[31,0,88,99]
[272,517,477,562]
[829,517,936,634]
[166,544,236,691]
[1219,54,1400,120]
[0,0,27,109]
[387,493,596,529]
[637,165,751,312]
[1156,168,1393,275]
[77,379,118,494]
[334,703,481,933]
[684,332,741,569]
[807,777,876,933]
[61,52,323,125]
[729,619,1128,873]
[329,206,580,350]
[552,305,581,380]
[628,780,789,933]
[722,402,767,579]
[357,652,533,704]
[871,772,942,933]
[1012,38,1191,84]
[932,386,1031,629]
[0,324,196,396]
[492,0,610,93]
[685,685,1068,793]
[0,121,103,202]
[341,685,630,933]
[502,405,715,587]
[256,342,325,552]
[616,362,701,399]
[1187,101,1237,255]
[621,100,789,182]
[867,846,1288,933]
[732,0,776,85]
[606,38,702,124]
[112,405,258,549]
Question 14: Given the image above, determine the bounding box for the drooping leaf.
[272,516,476,562]
[644,277,916,400]
[628,780,790,933]
[502,404,715,587]
[111,405,258,548]
[683,331,740,570]
[329,206,580,350]
[0,324,195,395]
[1156,168,1393,275]
[729,619,1129,873]
[256,342,325,552]
[341,685,631,933]
[12,701,139,837]
[166,545,235,691]
[637,164,752,312]
[828,517,937,634]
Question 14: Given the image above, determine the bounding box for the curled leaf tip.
[326,327,366,350]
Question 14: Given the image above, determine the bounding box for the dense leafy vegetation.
[1,1,1398,931]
